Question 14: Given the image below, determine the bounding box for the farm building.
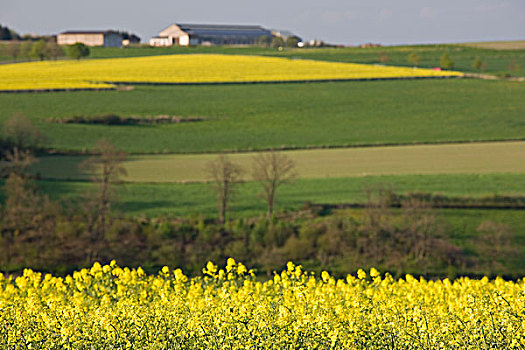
[57,31,123,47]
[150,23,273,46]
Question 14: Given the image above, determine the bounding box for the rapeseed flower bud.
[370,268,380,278]
[321,271,330,283]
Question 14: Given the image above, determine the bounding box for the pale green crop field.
[33,141,525,183]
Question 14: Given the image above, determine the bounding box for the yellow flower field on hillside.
[0,54,463,91]
[0,259,523,349]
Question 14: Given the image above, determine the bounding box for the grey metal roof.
[176,23,271,38]
[60,31,107,35]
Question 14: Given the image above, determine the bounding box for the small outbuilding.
[57,31,123,47]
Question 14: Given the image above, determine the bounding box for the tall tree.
[252,151,296,218]
[207,155,243,224]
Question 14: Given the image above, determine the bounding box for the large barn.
[150,23,273,46]
[57,31,123,47]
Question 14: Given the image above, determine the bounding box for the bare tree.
[379,51,389,64]
[360,184,396,264]
[407,53,420,67]
[80,139,127,258]
[397,198,462,273]
[0,147,36,178]
[2,113,47,152]
[509,60,522,73]
[46,40,64,60]
[0,146,50,270]
[476,220,518,276]
[207,154,243,224]
[252,151,296,219]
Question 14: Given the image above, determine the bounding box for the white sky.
[1,0,524,45]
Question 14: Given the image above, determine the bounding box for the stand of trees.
[2,39,91,61]
[1,38,66,61]
[0,24,92,62]
[0,24,20,40]
[117,31,141,44]
[206,151,296,223]
[258,35,302,48]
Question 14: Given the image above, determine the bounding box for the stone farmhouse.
[149,23,273,46]
[57,31,123,47]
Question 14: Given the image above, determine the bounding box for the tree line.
[1,39,90,61]
[257,35,303,49]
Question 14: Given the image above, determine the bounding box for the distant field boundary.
[7,73,525,93]
[106,74,462,86]
[47,137,525,156]
[0,74,463,94]
[0,87,116,94]
[463,73,525,82]
[314,203,525,210]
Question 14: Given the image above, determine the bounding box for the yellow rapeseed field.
[0,259,523,349]
[0,54,463,91]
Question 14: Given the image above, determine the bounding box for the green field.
[2,79,525,154]
[33,141,525,182]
